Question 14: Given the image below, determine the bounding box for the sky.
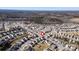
[0,7,79,11]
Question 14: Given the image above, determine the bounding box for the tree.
[1,14,7,31]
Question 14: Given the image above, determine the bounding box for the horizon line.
[0,7,79,11]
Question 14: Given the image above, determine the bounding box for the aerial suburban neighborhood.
[0,10,79,51]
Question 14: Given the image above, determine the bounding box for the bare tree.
[1,14,7,31]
